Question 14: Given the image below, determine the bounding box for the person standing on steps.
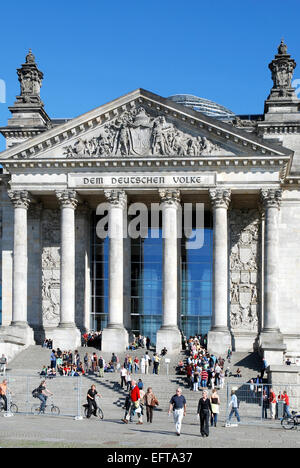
[168,388,187,436]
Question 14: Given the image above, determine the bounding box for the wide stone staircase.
[2,345,264,423]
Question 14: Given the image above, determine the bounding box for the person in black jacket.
[197,390,212,437]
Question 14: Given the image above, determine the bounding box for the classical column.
[259,189,286,363]
[8,190,31,326]
[7,190,35,345]
[207,188,232,355]
[156,189,182,354]
[101,190,129,352]
[50,190,81,348]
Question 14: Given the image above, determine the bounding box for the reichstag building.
[0,41,299,362]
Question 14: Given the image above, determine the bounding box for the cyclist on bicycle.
[37,380,53,413]
[86,384,102,418]
[0,379,8,411]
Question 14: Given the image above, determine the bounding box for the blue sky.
[1,0,300,151]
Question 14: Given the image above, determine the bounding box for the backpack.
[98,358,104,368]
[32,388,39,398]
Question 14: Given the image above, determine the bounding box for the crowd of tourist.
[82,332,102,349]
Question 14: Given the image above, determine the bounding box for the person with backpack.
[34,380,53,414]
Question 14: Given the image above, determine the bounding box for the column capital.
[209,188,231,209]
[104,189,127,209]
[7,190,33,210]
[260,188,282,210]
[159,188,181,206]
[56,190,79,209]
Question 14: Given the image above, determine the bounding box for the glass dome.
[168,94,236,121]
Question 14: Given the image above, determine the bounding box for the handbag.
[150,397,159,407]
[211,403,219,414]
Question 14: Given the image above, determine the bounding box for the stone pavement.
[0,410,299,448]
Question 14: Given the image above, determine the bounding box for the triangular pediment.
[0,89,293,163]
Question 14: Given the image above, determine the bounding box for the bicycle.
[281,411,300,430]
[31,397,60,416]
[83,396,104,420]
[0,394,18,414]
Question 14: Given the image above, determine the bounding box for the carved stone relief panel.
[63,106,226,158]
[229,209,261,332]
[41,210,61,327]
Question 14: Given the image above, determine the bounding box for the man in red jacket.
[122,380,143,424]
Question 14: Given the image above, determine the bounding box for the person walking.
[281,390,292,418]
[144,387,159,423]
[153,354,160,375]
[50,350,56,370]
[197,390,212,437]
[201,368,208,388]
[262,389,269,419]
[122,380,143,425]
[144,352,151,375]
[210,388,220,427]
[168,388,187,436]
[98,356,105,378]
[86,384,102,419]
[269,388,277,420]
[126,371,132,392]
[120,366,127,389]
[228,390,241,425]
[261,358,268,380]
[140,356,146,374]
[193,370,199,392]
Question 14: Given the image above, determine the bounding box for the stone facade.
[0,42,300,360]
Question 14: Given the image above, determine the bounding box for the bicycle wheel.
[281,417,296,430]
[97,408,104,420]
[84,406,88,418]
[51,405,60,416]
[31,405,39,415]
[10,404,18,414]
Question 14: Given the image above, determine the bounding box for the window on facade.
[131,228,163,345]
[180,211,213,338]
[90,213,109,331]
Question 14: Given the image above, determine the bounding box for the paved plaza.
[0,411,299,448]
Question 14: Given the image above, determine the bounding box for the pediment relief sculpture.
[63,107,225,158]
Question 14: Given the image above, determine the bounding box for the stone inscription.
[68,172,216,188]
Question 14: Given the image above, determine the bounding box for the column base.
[101,326,129,352]
[259,331,286,365]
[0,325,35,361]
[6,323,35,347]
[156,327,182,355]
[231,330,259,352]
[207,329,232,356]
[46,326,81,350]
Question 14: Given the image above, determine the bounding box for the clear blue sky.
[1,0,300,151]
